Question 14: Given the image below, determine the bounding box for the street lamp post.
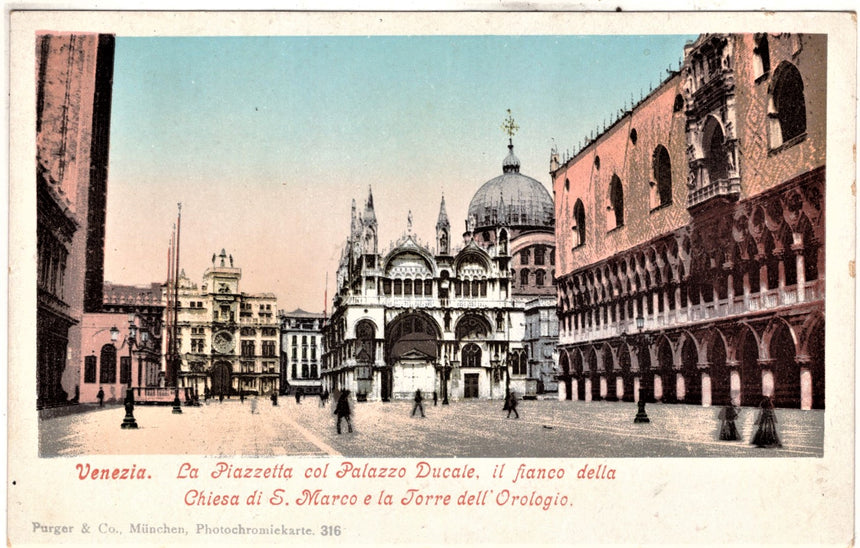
[119,317,139,429]
[633,315,651,424]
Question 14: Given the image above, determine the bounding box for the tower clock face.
[212,331,234,353]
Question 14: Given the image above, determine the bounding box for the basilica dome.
[467,142,555,231]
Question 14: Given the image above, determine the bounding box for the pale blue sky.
[104,34,695,311]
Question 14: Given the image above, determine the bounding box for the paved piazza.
[39,396,824,458]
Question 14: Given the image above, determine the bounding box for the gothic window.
[291,363,297,378]
[425,279,434,296]
[456,315,490,340]
[404,279,413,296]
[520,269,530,286]
[241,340,255,357]
[535,270,546,286]
[394,279,402,295]
[302,363,309,377]
[769,62,807,148]
[565,178,570,191]
[462,343,482,368]
[496,311,504,331]
[673,94,685,113]
[355,320,376,363]
[572,199,586,248]
[520,248,530,264]
[534,246,545,266]
[609,174,624,229]
[629,128,638,145]
[84,355,97,383]
[652,145,673,208]
[499,229,508,255]
[753,34,771,79]
[262,341,276,357]
[99,344,117,384]
[703,117,730,184]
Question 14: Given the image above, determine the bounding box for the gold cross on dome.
[501,109,519,138]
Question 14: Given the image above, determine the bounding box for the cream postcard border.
[8,10,857,546]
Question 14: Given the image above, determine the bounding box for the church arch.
[385,312,441,363]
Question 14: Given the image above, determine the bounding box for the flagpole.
[172,203,182,387]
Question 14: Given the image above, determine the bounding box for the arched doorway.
[771,323,800,408]
[573,350,586,401]
[681,337,701,405]
[211,362,232,397]
[559,351,572,400]
[587,348,600,401]
[619,342,635,402]
[602,346,617,401]
[739,328,761,407]
[709,334,731,406]
[386,313,440,400]
[808,320,825,409]
[657,339,676,403]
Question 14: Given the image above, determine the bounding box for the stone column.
[584,378,592,402]
[633,376,641,402]
[730,367,741,406]
[795,244,806,301]
[676,372,686,402]
[799,365,812,410]
[760,360,774,398]
[615,377,624,401]
[599,376,608,399]
[653,374,663,402]
[701,370,712,407]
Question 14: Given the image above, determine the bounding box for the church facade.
[553,34,825,409]
[322,133,557,401]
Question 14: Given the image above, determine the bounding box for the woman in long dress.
[751,396,782,448]
[718,403,739,441]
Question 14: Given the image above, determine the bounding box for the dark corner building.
[36,33,115,409]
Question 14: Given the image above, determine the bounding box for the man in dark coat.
[334,390,353,434]
[412,389,425,418]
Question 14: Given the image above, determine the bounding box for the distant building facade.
[78,282,165,403]
[552,34,825,409]
[166,250,280,397]
[279,309,325,395]
[36,33,115,409]
[322,135,557,401]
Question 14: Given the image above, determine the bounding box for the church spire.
[361,186,378,254]
[436,194,449,229]
[436,195,450,255]
[363,185,377,226]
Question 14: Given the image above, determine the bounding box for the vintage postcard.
[8,9,856,545]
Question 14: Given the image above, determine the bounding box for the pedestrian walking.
[249,397,258,414]
[240,391,245,404]
[751,396,782,448]
[321,389,330,407]
[411,389,425,417]
[97,387,104,408]
[433,391,438,406]
[334,390,353,434]
[506,392,519,419]
[295,388,303,404]
[718,402,740,441]
[271,392,278,406]
[219,392,224,403]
